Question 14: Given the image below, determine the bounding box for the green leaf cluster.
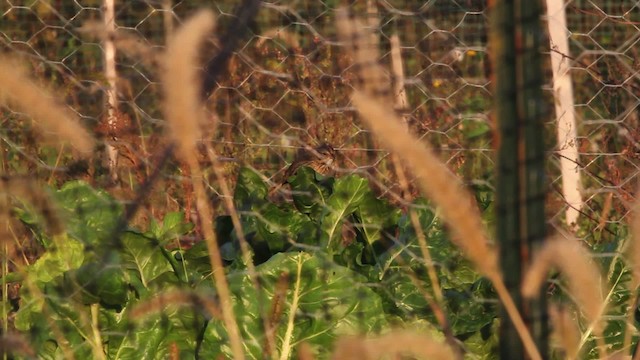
[4,171,499,359]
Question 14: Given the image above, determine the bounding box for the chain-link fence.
[2,0,640,358]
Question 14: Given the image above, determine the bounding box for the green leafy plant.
[4,168,501,358]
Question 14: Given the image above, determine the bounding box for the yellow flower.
[433,79,442,88]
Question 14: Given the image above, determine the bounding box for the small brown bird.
[269,143,337,198]
[283,143,336,178]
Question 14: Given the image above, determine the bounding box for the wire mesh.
[0,0,493,207]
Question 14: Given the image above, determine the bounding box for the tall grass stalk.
[335,9,459,355]
[623,194,640,353]
[162,10,245,360]
[204,144,276,358]
[90,304,106,360]
[522,234,608,359]
[4,180,107,359]
[350,89,541,360]
[549,304,581,359]
[1,188,9,360]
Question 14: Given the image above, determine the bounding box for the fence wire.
[0,0,493,215]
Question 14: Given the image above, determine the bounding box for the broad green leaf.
[148,217,162,239]
[108,308,202,360]
[374,240,412,280]
[27,233,84,286]
[396,199,436,246]
[36,340,60,360]
[15,290,95,358]
[255,203,292,251]
[121,231,174,288]
[462,119,491,139]
[52,180,123,248]
[12,180,120,249]
[147,211,194,245]
[321,175,368,249]
[183,239,211,261]
[355,191,401,245]
[462,319,499,359]
[42,300,95,357]
[157,211,195,244]
[199,251,387,359]
[234,167,269,211]
[179,241,219,284]
[71,256,129,306]
[289,166,332,217]
[336,241,368,269]
[380,268,495,335]
[444,284,496,334]
[162,211,185,234]
[13,290,45,331]
[13,234,84,332]
[12,206,51,247]
[256,202,316,252]
[6,174,511,359]
[380,269,434,316]
[395,199,480,288]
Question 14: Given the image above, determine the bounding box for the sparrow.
[269,143,337,198]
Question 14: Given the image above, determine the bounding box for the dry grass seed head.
[0,56,95,156]
[336,7,498,280]
[522,235,607,333]
[549,303,581,359]
[129,290,221,321]
[161,11,246,359]
[351,91,499,281]
[1,176,64,235]
[78,21,160,71]
[331,331,456,360]
[297,342,315,360]
[335,8,391,104]
[0,333,36,358]
[162,10,216,163]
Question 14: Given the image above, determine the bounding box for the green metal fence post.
[491,0,549,357]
